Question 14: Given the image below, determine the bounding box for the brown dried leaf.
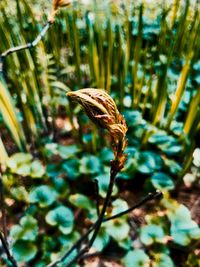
[50,0,72,22]
[53,0,72,9]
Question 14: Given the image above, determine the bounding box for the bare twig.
[0,21,53,73]
[47,190,163,267]
[94,179,100,216]
[0,176,7,240]
[0,232,18,267]
[65,163,118,267]
[104,190,163,222]
[0,176,18,267]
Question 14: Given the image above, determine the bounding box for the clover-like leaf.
[123,249,150,267]
[137,151,163,174]
[105,218,130,242]
[80,155,101,175]
[30,160,45,178]
[92,228,110,252]
[152,253,175,267]
[45,206,74,234]
[95,172,118,198]
[10,215,38,241]
[52,177,69,196]
[111,199,129,215]
[69,194,95,210]
[29,185,57,207]
[57,144,80,159]
[151,172,174,190]
[140,224,165,245]
[12,240,37,262]
[7,153,32,170]
[11,186,29,202]
[62,159,80,180]
[167,204,200,246]
[58,232,80,248]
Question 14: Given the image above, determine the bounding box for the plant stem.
[104,190,163,222]
[94,179,100,216]
[47,190,162,267]
[90,164,117,246]
[0,232,18,267]
[0,176,7,241]
[0,177,18,267]
[0,21,53,73]
[65,161,118,267]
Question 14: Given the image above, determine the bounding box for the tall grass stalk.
[0,136,8,169]
[184,89,200,137]
[132,5,143,108]
[166,52,192,129]
[0,76,26,151]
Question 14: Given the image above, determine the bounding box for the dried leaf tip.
[67,88,128,170]
[49,0,72,22]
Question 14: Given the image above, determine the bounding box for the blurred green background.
[0,0,199,266]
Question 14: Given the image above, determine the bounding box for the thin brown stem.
[94,179,100,216]
[47,190,163,267]
[0,176,7,241]
[65,162,118,267]
[0,21,53,73]
[0,231,18,267]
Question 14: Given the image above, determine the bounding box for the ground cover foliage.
[0,0,200,266]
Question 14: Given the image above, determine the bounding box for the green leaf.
[79,155,101,175]
[41,236,57,254]
[45,206,74,234]
[148,131,183,156]
[99,148,113,163]
[69,194,95,210]
[137,152,163,174]
[57,144,80,159]
[105,218,130,241]
[168,204,191,223]
[119,157,137,179]
[170,226,191,246]
[29,185,57,207]
[140,224,165,245]
[123,249,150,267]
[11,186,29,202]
[149,131,171,145]
[152,253,175,267]
[92,228,110,252]
[168,204,200,246]
[52,249,78,267]
[30,160,45,178]
[162,158,182,175]
[10,215,38,241]
[7,153,32,170]
[16,164,31,176]
[62,159,80,180]
[52,177,69,196]
[12,240,37,262]
[95,172,118,198]
[58,232,80,248]
[170,220,200,245]
[111,199,129,215]
[34,262,46,267]
[118,237,132,250]
[151,172,174,190]
[44,143,58,157]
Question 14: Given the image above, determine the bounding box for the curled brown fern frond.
[67,88,128,170]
